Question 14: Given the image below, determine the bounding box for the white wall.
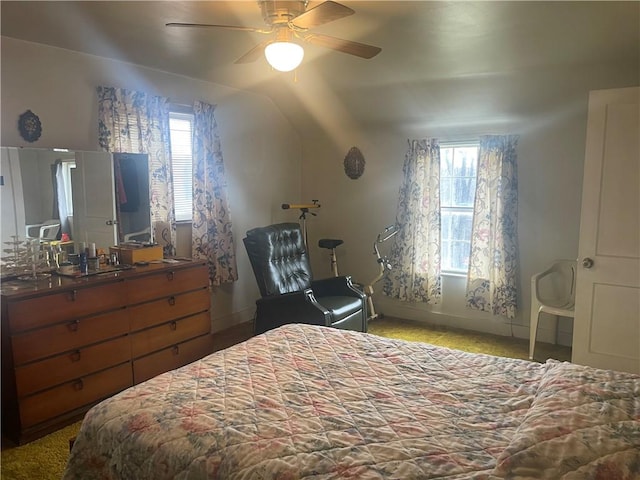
[3,36,637,345]
[301,61,638,345]
[0,37,302,332]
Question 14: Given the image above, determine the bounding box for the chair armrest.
[531,264,556,297]
[311,275,366,299]
[25,223,44,238]
[256,289,322,308]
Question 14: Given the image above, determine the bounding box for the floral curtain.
[383,139,441,303]
[465,135,519,318]
[192,101,238,285]
[96,86,176,256]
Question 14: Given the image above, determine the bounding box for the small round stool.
[318,238,344,276]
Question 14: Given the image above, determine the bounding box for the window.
[440,144,478,273]
[59,160,76,215]
[169,111,194,222]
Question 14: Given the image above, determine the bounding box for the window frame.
[439,141,479,275]
[168,109,195,223]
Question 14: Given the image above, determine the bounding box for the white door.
[71,151,118,251]
[0,147,26,247]
[572,87,640,374]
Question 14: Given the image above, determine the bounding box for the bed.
[62,324,639,480]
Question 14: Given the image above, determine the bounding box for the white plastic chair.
[529,259,576,360]
[123,226,151,243]
[25,219,61,243]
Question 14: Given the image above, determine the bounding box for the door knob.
[582,257,594,269]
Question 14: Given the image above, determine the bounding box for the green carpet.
[1,421,81,480]
[0,318,570,479]
[368,316,571,362]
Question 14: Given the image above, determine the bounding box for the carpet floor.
[1,421,81,480]
[0,317,570,479]
[368,316,571,362]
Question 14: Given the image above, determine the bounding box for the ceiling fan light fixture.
[265,41,304,72]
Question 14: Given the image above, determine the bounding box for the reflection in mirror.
[113,153,151,244]
[0,147,152,254]
[71,150,119,250]
[1,147,79,249]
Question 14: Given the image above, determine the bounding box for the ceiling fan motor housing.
[259,1,308,26]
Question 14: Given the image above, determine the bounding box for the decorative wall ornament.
[343,146,365,179]
[18,109,42,142]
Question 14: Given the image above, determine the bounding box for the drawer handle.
[68,290,78,302]
[170,321,177,331]
[167,271,175,281]
[168,296,176,306]
[73,379,84,391]
[172,345,180,355]
[70,350,81,362]
[68,320,80,332]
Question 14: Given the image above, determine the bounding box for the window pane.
[441,210,473,271]
[452,211,473,240]
[441,211,452,239]
[441,148,453,176]
[442,239,452,270]
[451,240,471,272]
[441,177,452,207]
[453,177,476,207]
[453,147,478,176]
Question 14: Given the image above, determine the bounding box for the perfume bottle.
[79,252,88,275]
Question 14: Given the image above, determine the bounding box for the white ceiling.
[2,1,639,138]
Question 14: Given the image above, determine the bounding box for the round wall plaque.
[18,110,42,143]
[343,146,365,179]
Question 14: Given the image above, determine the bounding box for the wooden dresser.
[1,261,212,445]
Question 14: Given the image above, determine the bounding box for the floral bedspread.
[62,324,639,480]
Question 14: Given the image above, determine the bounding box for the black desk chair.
[243,222,367,335]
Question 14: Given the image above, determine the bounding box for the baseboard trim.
[211,306,255,334]
[375,297,573,347]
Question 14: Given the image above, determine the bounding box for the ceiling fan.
[166,1,382,72]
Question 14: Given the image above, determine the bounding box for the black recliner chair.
[243,222,367,335]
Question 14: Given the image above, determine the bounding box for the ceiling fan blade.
[234,41,270,64]
[291,1,354,30]
[166,22,270,34]
[302,33,381,59]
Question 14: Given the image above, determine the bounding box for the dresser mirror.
[0,147,151,253]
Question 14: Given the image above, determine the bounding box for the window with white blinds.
[169,112,194,222]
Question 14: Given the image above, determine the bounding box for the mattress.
[62,324,640,479]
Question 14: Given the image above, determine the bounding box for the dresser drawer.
[11,308,129,366]
[130,311,211,358]
[133,333,213,384]
[0,261,212,445]
[19,362,132,428]
[7,281,126,333]
[15,336,131,397]
[127,265,209,304]
[129,288,210,332]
